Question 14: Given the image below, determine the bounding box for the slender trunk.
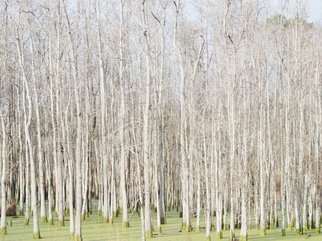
[63,0,82,238]
[95,0,109,223]
[119,1,128,227]
[0,115,7,235]
[31,38,47,224]
[142,1,152,238]
[17,37,41,238]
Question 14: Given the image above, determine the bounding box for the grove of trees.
[0,0,321,240]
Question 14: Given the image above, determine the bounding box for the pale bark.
[63,0,82,239]
[119,0,129,227]
[17,36,41,238]
[95,0,109,223]
[0,115,7,235]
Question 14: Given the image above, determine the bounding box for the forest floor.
[0,210,321,241]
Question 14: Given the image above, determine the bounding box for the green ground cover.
[0,210,320,241]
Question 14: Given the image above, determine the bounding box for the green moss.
[1,209,322,241]
[216,231,223,239]
[0,227,7,236]
[316,227,320,233]
[32,232,41,239]
[123,221,129,228]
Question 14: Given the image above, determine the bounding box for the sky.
[186,0,322,24]
[270,0,322,23]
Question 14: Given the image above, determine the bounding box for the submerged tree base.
[102,217,110,223]
[0,227,7,236]
[156,225,162,233]
[275,218,279,228]
[48,218,54,225]
[82,212,90,221]
[40,216,47,223]
[296,228,303,235]
[260,229,266,236]
[73,234,82,241]
[240,235,248,241]
[223,224,228,231]
[145,230,153,239]
[291,218,296,229]
[182,222,192,232]
[281,228,286,236]
[113,209,120,218]
[206,235,211,241]
[160,216,166,224]
[24,219,30,226]
[195,225,200,232]
[58,219,65,226]
[122,221,129,228]
[33,232,41,239]
[216,231,223,239]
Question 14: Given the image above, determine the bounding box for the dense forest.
[0,0,321,241]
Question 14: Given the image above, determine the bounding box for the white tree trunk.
[17,37,41,238]
[0,115,7,235]
[119,1,128,227]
